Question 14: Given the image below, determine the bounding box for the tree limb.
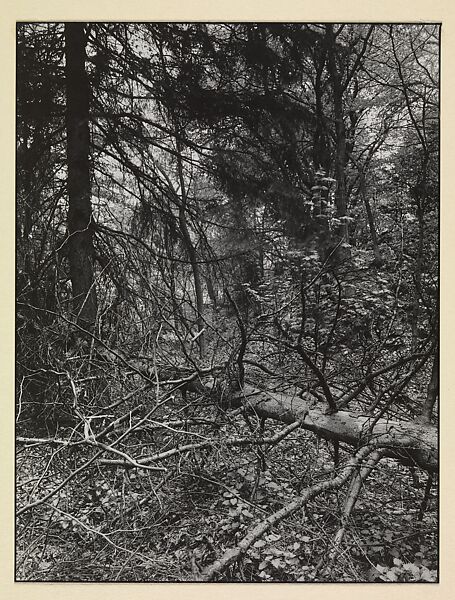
[196,445,379,581]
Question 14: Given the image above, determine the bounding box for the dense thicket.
[16,23,439,582]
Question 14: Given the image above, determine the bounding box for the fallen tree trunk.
[93,383,437,473]
[235,385,437,473]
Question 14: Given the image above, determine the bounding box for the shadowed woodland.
[16,23,438,582]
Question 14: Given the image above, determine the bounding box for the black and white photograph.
[15,22,439,583]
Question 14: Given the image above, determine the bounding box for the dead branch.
[98,417,306,467]
[196,445,379,581]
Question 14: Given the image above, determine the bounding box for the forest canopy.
[16,22,439,583]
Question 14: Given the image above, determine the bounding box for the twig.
[46,503,151,560]
[270,323,337,413]
[196,445,378,581]
[86,438,167,472]
[17,449,105,516]
[99,418,305,467]
[316,449,385,574]
[17,392,177,515]
[417,473,434,521]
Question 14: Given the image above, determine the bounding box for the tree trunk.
[362,179,382,265]
[419,349,439,424]
[178,206,206,358]
[312,46,330,173]
[411,203,425,350]
[326,25,349,244]
[205,270,218,309]
[234,385,437,473]
[64,23,97,329]
[100,382,437,474]
[175,141,205,359]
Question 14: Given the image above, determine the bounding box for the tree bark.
[178,205,206,358]
[419,349,439,424]
[411,203,425,350]
[362,179,382,265]
[235,385,437,473]
[312,51,330,173]
[175,143,205,359]
[326,25,349,244]
[64,23,97,329]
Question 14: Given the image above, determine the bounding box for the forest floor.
[16,391,438,583]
